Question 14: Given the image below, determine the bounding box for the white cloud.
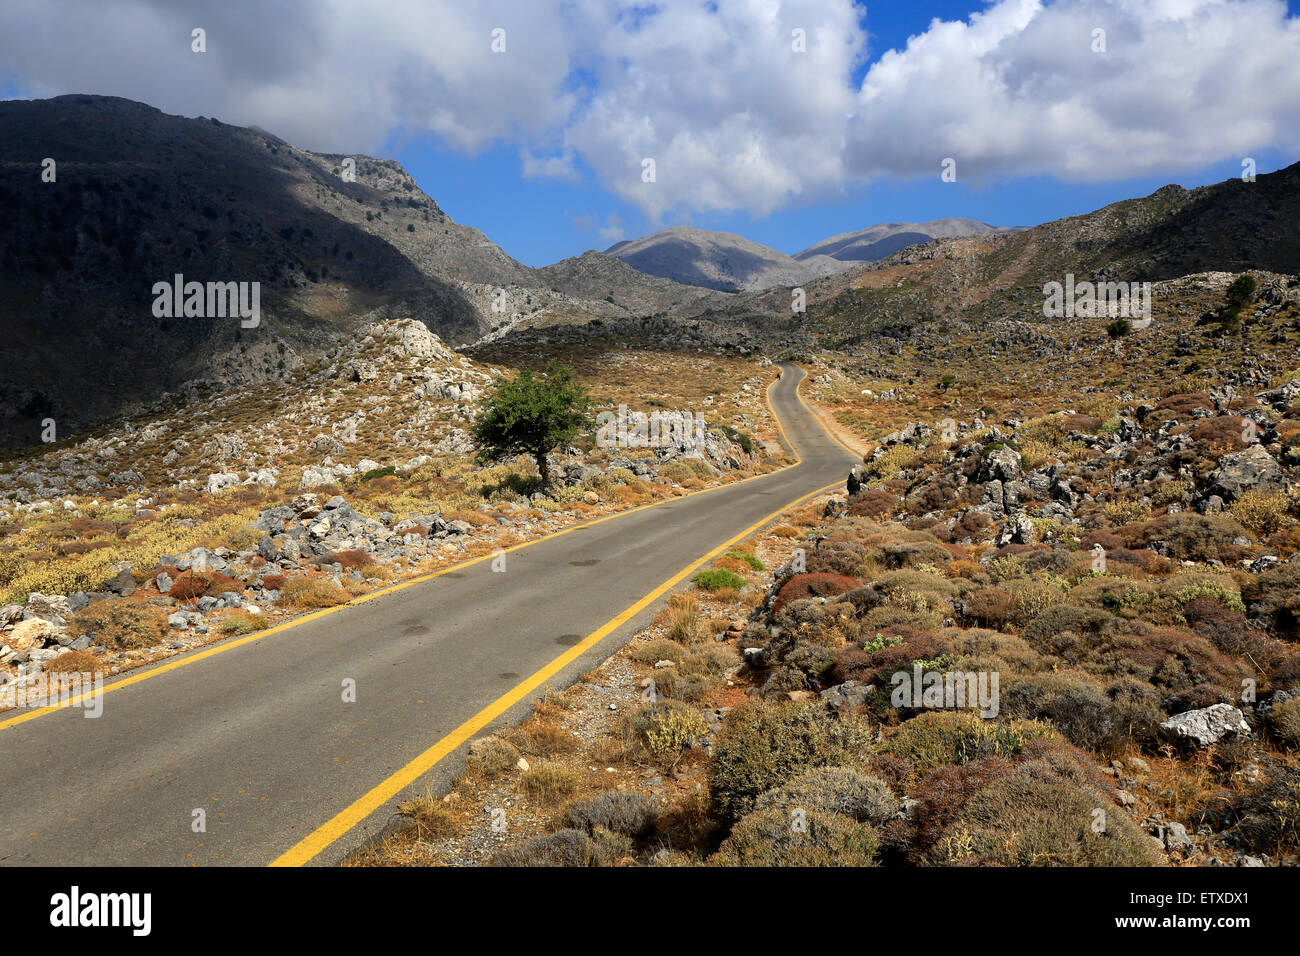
[2,0,1298,218]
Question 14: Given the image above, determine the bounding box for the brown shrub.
[70,602,169,650]
[318,549,370,570]
[848,489,899,519]
[43,649,105,675]
[280,576,350,609]
[167,569,243,600]
[911,757,1015,859]
[965,587,1015,627]
[772,573,860,614]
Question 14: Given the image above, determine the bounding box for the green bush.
[693,568,748,592]
[727,550,765,571]
[877,711,1055,786]
[708,700,874,823]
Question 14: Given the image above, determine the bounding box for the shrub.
[487,828,621,867]
[753,767,896,824]
[396,795,461,841]
[1197,766,1300,856]
[466,735,522,778]
[1243,563,1300,636]
[665,592,703,644]
[1136,513,1247,563]
[1230,490,1290,537]
[217,611,266,636]
[644,707,708,764]
[692,569,747,592]
[520,762,579,805]
[564,791,659,839]
[772,572,860,613]
[1000,674,1162,756]
[42,649,104,675]
[848,489,899,519]
[710,808,880,867]
[877,711,1056,786]
[1020,604,1119,655]
[69,602,168,650]
[726,550,765,571]
[926,766,1165,866]
[965,587,1015,627]
[168,570,215,600]
[279,576,350,609]
[631,638,689,665]
[910,757,1015,858]
[1268,697,1300,750]
[318,549,371,570]
[708,700,874,823]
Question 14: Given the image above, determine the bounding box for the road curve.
[0,363,856,866]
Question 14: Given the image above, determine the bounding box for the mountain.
[0,95,715,449]
[781,164,1300,348]
[794,218,1025,264]
[604,225,852,292]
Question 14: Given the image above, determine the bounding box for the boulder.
[25,593,73,623]
[7,618,62,652]
[206,472,240,494]
[1206,445,1283,503]
[1159,703,1251,748]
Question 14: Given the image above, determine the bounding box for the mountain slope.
[0,95,716,449]
[604,225,852,292]
[794,218,1024,264]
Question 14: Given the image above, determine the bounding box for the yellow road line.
[270,474,842,867]
[0,369,804,732]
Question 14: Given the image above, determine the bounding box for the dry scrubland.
[0,321,781,693]
[349,277,1300,867]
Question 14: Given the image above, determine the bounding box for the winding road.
[0,362,856,866]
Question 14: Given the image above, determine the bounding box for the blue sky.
[3,0,1299,268]
[379,0,1300,266]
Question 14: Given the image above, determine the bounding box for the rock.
[516,757,531,772]
[1159,703,1251,748]
[291,493,321,518]
[103,566,136,595]
[1163,821,1193,854]
[980,445,1023,483]
[742,647,765,668]
[24,593,73,623]
[819,680,875,708]
[6,618,62,652]
[1206,445,1283,502]
[206,472,241,494]
[0,604,25,628]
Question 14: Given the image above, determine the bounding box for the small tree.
[1106,317,1131,339]
[472,363,591,487]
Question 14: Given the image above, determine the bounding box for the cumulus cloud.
[2,0,1298,218]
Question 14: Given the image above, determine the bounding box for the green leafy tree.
[472,363,591,487]
[1225,274,1257,311]
[1106,318,1131,339]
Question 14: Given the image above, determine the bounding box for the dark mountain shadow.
[0,95,480,450]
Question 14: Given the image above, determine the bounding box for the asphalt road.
[0,362,856,866]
